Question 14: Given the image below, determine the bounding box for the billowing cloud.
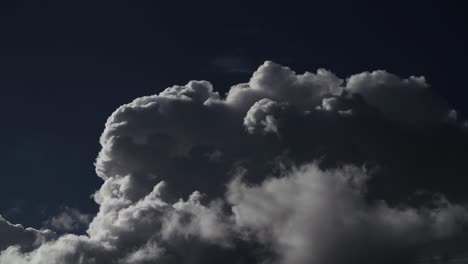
[244,98,282,135]
[225,61,343,110]
[1,61,467,264]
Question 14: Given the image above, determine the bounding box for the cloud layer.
[1,61,467,264]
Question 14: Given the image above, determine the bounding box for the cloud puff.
[43,207,92,233]
[345,70,456,124]
[244,98,282,135]
[1,61,468,264]
[225,61,343,110]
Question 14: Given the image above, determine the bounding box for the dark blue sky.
[0,1,467,227]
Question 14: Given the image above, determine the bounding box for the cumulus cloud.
[1,61,468,264]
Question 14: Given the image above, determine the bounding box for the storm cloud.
[1,61,467,264]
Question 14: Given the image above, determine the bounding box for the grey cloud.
[0,235,110,264]
[346,70,457,124]
[0,215,55,253]
[225,61,343,110]
[1,61,468,264]
[244,98,282,135]
[43,207,92,232]
[88,180,231,250]
[118,242,165,264]
[158,80,221,103]
[228,163,468,264]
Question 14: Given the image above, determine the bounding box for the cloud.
[43,207,92,233]
[1,61,467,264]
[0,235,109,264]
[243,98,282,135]
[225,61,343,110]
[0,215,55,253]
[228,163,468,264]
[345,70,456,124]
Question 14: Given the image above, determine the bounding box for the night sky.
[0,1,467,263]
